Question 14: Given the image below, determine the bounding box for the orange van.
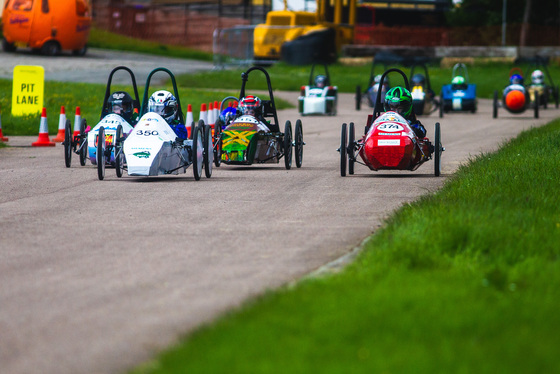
[2,0,92,55]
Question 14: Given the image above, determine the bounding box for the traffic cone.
[199,103,208,126]
[208,102,214,127]
[73,107,81,136]
[213,101,219,124]
[53,106,66,142]
[185,104,194,138]
[32,108,55,147]
[0,106,8,142]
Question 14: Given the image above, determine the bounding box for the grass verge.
[130,119,560,374]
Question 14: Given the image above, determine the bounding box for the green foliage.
[130,120,560,374]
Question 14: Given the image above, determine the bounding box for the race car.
[339,68,443,177]
[216,66,304,169]
[493,68,538,119]
[355,60,390,110]
[527,56,559,109]
[409,64,438,116]
[298,63,337,116]
[98,67,211,181]
[64,66,140,169]
[439,63,477,117]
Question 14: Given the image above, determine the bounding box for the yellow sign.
[12,65,44,116]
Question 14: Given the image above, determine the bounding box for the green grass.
[88,27,213,62]
[0,79,292,136]
[178,61,560,99]
[129,120,560,374]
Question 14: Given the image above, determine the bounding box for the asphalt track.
[1,53,559,373]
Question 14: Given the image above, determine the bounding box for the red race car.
[493,68,538,119]
[339,68,444,177]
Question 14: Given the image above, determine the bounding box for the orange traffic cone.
[213,101,219,125]
[199,103,208,126]
[32,108,55,147]
[53,106,66,142]
[73,107,82,136]
[208,102,214,127]
[185,104,194,138]
[0,106,8,142]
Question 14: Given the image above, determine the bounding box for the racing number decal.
[136,130,159,136]
[377,123,404,132]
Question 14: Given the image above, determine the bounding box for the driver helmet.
[314,75,329,88]
[239,95,262,117]
[531,70,544,85]
[384,87,413,118]
[108,91,134,122]
[411,74,426,87]
[148,90,178,124]
[219,106,237,125]
[510,73,524,85]
[451,76,466,89]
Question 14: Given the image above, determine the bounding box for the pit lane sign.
[12,65,44,116]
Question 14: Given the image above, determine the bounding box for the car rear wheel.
[41,41,60,56]
[294,119,303,168]
[355,85,361,111]
[64,119,72,167]
[79,118,88,166]
[348,122,355,175]
[2,39,16,53]
[434,122,442,177]
[213,119,222,167]
[115,125,124,178]
[340,123,347,177]
[534,93,539,118]
[192,123,203,181]
[284,121,293,170]
[204,123,213,178]
[97,127,106,180]
[493,90,498,119]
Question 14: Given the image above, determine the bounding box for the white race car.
[96,67,212,181]
[298,63,337,116]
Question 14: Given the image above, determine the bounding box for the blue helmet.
[219,106,237,126]
[510,74,524,85]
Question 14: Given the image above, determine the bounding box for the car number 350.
[136,130,159,136]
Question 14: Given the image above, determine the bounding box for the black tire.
[115,125,124,178]
[348,122,355,175]
[213,119,222,167]
[355,85,361,111]
[294,119,303,168]
[72,45,87,56]
[97,127,106,180]
[543,90,548,110]
[439,93,444,118]
[79,118,87,166]
[284,121,293,170]
[534,93,539,119]
[434,122,442,177]
[41,40,60,56]
[493,90,498,119]
[2,39,16,52]
[192,123,203,181]
[340,123,347,177]
[203,123,213,178]
[64,119,72,168]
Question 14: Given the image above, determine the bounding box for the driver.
[509,73,524,86]
[148,90,189,140]
[384,87,426,139]
[108,91,136,124]
[530,70,544,86]
[451,76,468,90]
[314,75,329,88]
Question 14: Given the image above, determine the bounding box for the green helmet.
[452,76,465,85]
[384,87,412,117]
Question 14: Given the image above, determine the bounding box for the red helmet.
[239,95,262,117]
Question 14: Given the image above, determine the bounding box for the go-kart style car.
[355,61,390,110]
[97,67,212,181]
[439,63,477,117]
[298,63,337,116]
[409,64,438,116]
[524,56,559,109]
[63,66,140,169]
[339,68,443,177]
[216,66,304,169]
[493,68,538,119]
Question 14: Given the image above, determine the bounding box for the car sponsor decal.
[378,139,400,146]
[376,123,404,132]
[378,132,401,136]
[222,130,254,148]
[132,151,151,159]
[95,133,114,147]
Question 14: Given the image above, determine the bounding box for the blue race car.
[439,63,477,118]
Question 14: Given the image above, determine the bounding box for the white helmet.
[148,90,178,123]
[531,70,544,85]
